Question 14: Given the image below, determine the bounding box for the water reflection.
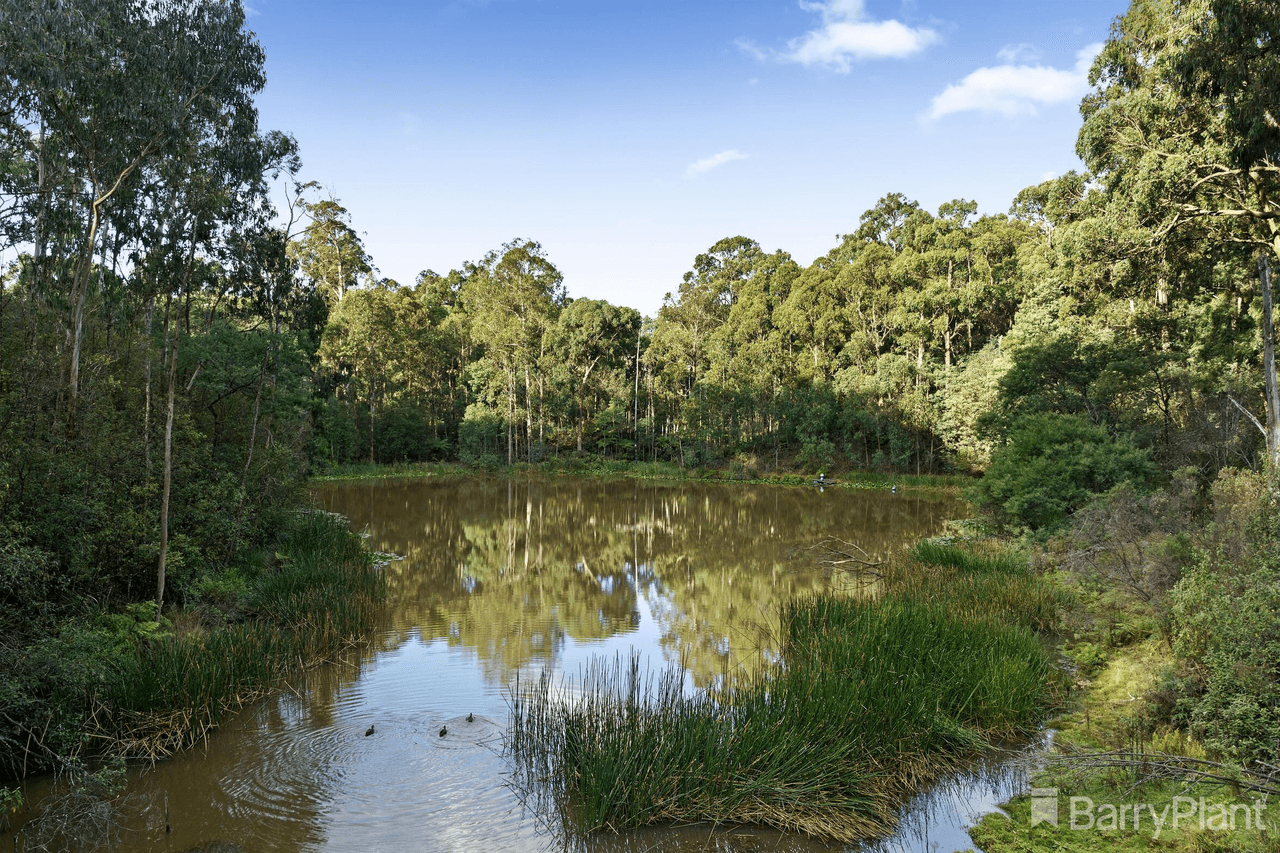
[320,476,959,687]
[11,476,979,853]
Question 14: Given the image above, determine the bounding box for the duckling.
[365,724,375,737]
[439,725,447,737]
[466,713,474,723]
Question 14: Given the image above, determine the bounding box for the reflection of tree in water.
[315,478,963,686]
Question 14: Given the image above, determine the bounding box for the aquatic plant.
[508,542,1064,842]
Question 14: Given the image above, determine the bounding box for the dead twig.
[796,538,883,576]
[1051,746,1280,796]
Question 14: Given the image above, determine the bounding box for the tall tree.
[0,0,274,423]
[288,194,371,306]
[1079,0,1280,464]
[461,240,563,462]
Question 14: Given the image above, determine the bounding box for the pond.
[15,476,1041,853]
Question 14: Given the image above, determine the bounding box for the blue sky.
[247,0,1129,317]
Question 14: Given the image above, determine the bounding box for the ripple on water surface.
[16,477,989,853]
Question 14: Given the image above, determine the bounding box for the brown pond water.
[10,476,1042,853]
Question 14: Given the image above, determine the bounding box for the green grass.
[308,460,467,482]
[973,779,1278,853]
[310,457,968,492]
[970,636,1280,853]
[893,540,1067,632]
[910,538,1029,574]
[101,511,383,755]
[508,541,1066,843]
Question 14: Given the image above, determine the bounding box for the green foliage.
[106,513,382,747]
[1069,641,1109,678]
[0,785,21,831]
[910,539,1029,575]
[1171,498,1280,764]
[970,413,1157,533]
[458,403,505,466]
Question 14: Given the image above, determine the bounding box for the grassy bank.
[1,511,383,781]
[508,541,1065,843]
[970,638,1279,852]
[310,457,967,492]
[94,510,385,760]
[965,469,1280,853]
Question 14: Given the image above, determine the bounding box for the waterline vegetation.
[4,512,382,775]
[508,541,1066,843]
[309,457,967,493]
[102,511,384,760]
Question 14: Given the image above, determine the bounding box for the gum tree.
[1079,0,1280,465]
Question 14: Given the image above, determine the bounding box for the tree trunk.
[143,297,155,478]
[1261,253,1280,468]
[67,212,100,424]
[243,354,267,484]
[157,306,178,611]
[944,316,952,371]
[633,326,641,458]
[525,365,533,462]
[507,369,515,465]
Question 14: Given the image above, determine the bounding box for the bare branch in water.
[795,538,882,575]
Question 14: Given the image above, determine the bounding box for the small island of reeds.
[507,540,1066,843]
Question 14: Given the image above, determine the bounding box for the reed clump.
[100,511,383,758]
[508,540,1065,843]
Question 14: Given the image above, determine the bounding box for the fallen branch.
[811,537,881,568]
[1051,746,1280,796]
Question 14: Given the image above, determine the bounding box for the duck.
[365,724,375,737]
[466,713,474,723]
[439,725,447,737]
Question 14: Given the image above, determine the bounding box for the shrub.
[969,413,1157,533]
[1171,551,1280,763]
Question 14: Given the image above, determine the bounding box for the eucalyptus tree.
[1078,0,1280,465]
[706,248,798,450]
[318,278,398,462]
[0,0,277,423]
[647,237,766,456]
[288,195,371,307]
[546,298,640,452]
[460,240,564,462]
[774,239,856,383]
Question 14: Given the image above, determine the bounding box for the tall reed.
[508,540,1064,842]
[103,511,383,756]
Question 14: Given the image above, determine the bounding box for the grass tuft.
[509,540,1065,843]
[99,511,383,758]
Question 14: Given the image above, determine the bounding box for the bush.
[969,413,1157,533]
[1171,549,1280,763]
[459,403,506,464]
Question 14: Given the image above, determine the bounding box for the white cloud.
[926,43,1102,120]
[781,0,938,70]
[685,150,749,178]
[997,42,1040,63]
[735,38,768,62]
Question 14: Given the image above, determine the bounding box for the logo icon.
[1030,787,1059,827]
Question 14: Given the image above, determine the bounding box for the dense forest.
[2,0,1279,792]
